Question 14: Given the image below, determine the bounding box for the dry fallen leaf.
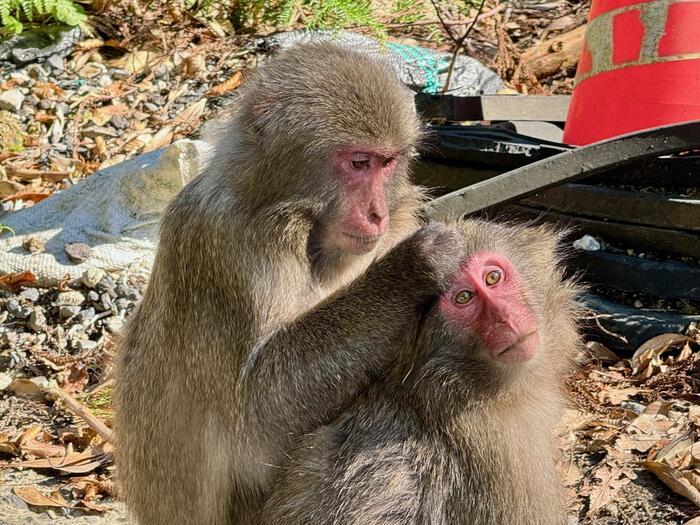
[645,460,700,508]
[10,442,114,474]
[206,71,244,97]
[142,125,174,153]
[586,463,633,516]
[13,485,70,509]
[0,271,37,288]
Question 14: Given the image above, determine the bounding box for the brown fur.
[261,219,583,525]
[114,43,466,525]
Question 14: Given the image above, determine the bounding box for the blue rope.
[387,42,450,94]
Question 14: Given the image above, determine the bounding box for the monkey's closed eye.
[454,290,474,304]
[351,153,371,170]
[485,270,501,286]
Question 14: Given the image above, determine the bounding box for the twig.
[428,0,489,93]
[46,387,114,443]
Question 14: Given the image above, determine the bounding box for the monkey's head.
[237,43,422,255]
[410,220,581,398]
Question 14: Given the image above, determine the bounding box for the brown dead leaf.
[586,341,621,363]
[32,82,66,100]
[0,433,18,454]
[60,363,89,395]
[21,439,69,459]
[600,387,639,405]
[13,485,70,509]
[206,71,244,97]
[0,271,37,288]
[142,126,174,153]
[9,378,44,396]
[1,191,51,203]
[11,442,113,474]
[632,334,693,377]
[645,460,700,508]
[110,49,159,74]
[172,98,206,127]
[586,463,633,516]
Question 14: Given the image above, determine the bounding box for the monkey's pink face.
[438,251,540,363]
[332,147,399,255]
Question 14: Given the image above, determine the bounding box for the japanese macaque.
[261,219,582,525]
[115,43,468,525]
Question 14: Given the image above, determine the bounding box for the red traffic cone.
[563,0,700,145]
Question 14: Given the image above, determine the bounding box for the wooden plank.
[415,94,571,122]
[502,204,700,259]
[426,121,700,220]
[521,184,700,232]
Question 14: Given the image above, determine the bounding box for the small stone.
[46,54,65,71]
[0,330,17,346]
[633,300,644,308]
[0,372,12,390]
[116,298,130,311]
[22,236,45,253]
[111,68,130,80]
[6,299,29,319]
[572,235,601,251]
[77,339,98,352]
[110,115,128,129]
[56,290,85,306]
[25,64,49,80]
[60,305,81,319]
[28,309,47,331]
[78,62,107,79]
[65,242,92,263]
[97,275,116,292]
[99,293,114,312]
[8,71,31,85]
[115,283,137,299]
[19,287,40,302]
[0,89,25,112]
[87,290,100,302]
[105,315,124,333]
[621,401,646,414]
[38,98,54,110]
[30,375,50,389]
[78,307,96,324]
[97,74,113,87]
[81,268,106,288]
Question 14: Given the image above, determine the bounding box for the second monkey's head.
[237,42,423,256]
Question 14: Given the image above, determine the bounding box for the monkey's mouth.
[342,233,381,245]
[343,232,381,252]
[494,331,540,362]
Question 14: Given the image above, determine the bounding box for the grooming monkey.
[262,219,582,525]
[115,43,467,524]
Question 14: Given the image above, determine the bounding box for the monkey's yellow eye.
[454,290,474,304]
[485,270,501,286]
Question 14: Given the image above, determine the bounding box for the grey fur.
[115,43,465,525]
[261,219,583,525]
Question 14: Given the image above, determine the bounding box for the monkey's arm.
[243,226,459,439]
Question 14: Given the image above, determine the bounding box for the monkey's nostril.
[368,212,384,225]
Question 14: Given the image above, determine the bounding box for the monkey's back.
[261,385,568,525]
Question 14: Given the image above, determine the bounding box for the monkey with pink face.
[115,43,467,525]
[261,219,582,525]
